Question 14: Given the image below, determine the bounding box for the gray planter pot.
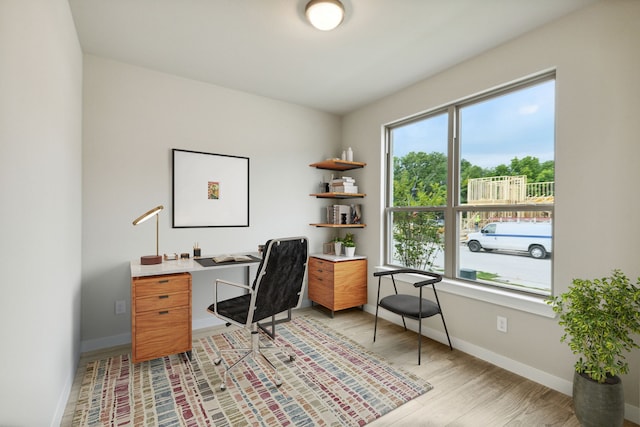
[573,371,624,427]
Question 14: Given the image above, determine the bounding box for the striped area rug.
[72,316,432,426]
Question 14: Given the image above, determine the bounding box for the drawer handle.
[158,279,170,284]
[159,295,169,299]
[159,310,169,315]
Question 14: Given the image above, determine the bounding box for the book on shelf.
[324,204,363,225]
[331,185,358,193]
[327,204,352,224]
[330,177,356,185]
[326,205,334,224]
[212,254,253,263]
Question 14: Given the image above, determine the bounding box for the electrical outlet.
[497,315,508,333]
[115,300,126,315]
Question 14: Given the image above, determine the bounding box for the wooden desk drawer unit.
[131,272,192,363]
[308,256,367,316]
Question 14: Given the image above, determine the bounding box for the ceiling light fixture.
[305,0,345,31]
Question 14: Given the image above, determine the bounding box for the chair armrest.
[374,268,442,288]
[214,279,252,310]
[215,278,251,291]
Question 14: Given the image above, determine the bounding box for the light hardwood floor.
[62,307,638,426]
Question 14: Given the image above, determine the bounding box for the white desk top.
[130,252,260,277]
[131,252,364,277]
[310,253,367,262]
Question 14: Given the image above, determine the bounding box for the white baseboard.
[193,316,224,330]
[80,332,131,353]
[52,370,74,427]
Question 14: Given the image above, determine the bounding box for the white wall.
[343,0,640,418]
[81,55,341,349]
[0,1,83,425]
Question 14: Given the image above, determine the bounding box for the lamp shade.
[133,205,164,225]
[133,205,164,265]
[305,0,344,31]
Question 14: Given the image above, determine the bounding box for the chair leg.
[417,318,422,365]
[215,323,293,390]
[374,277,382,342]
[219,349,253,390]
[440,312,453,351]
[373,305,380,342]
[432,286,453,351]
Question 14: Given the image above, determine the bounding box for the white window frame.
[383,71,556,317]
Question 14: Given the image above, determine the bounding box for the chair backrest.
[248,236,308,323]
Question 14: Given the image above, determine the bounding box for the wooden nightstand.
[308,255,367,317]
[131,272,192,363]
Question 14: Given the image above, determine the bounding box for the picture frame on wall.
[172,148,249,228]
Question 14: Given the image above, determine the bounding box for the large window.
[386,72,555,296]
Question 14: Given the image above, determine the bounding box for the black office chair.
[207,236,308,390]
[373,269,452,365]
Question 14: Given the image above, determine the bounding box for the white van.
[466,222,552,259]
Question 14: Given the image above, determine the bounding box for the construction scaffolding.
[464,176,554,231]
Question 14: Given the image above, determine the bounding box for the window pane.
[460,212,552,295]
[391,113,448,207]
[459,80,555,205]
[390,210,444,272]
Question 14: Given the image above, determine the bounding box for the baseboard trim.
[193,316,224,330]
[80,332,131,353]
[79,317,226,353]
[52,371,74,427]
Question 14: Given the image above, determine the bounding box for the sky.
[392,79,555,169]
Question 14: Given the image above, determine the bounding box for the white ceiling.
[68,0,596,115]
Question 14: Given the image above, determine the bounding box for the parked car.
[466,221,552,259]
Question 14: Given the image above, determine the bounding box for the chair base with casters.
[211,322,295,390]
[207,236,308,390]
[373,268,452,365]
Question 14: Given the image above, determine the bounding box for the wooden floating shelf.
[310,159,366,171]
[310,192,366,199]
[310,223,367,228]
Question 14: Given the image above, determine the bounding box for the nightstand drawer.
[309,257,334,274]
[135,292,190,313]
[134,307,191,362]
[309,267,332,283]
[132,273,190,297]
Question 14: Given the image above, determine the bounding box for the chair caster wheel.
[289,355,295,361]
[275,380,282,387]
[220,384,226,391]
[214,358,222,365]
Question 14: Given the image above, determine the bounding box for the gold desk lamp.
[132,205,164,265]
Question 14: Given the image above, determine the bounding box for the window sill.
[374,265,555,318]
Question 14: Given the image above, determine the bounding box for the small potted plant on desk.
[342,233,356,257]
[548,269,640,427]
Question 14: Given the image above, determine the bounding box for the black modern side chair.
[373,268,453,365]
[207,236,308,390]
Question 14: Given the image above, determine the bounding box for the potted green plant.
[342,232,356,257]
[548,269,640,427]
[332,235,343,256]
